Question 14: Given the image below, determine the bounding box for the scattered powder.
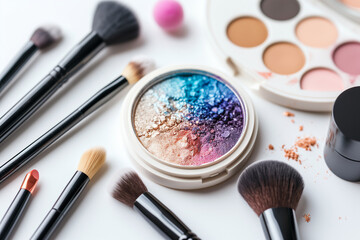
[295,137,317,151]
[258,71,273,79]
[283,111,295,117]
[304,214,311,223]
[299,125,303,131]
[282,137,317,164]
[268,144,274,150]
[291,119,295,123]
[134,74,244,166]
[284,147,300,162]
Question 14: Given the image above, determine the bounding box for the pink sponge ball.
[153,0,184,31]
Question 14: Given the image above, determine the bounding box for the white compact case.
[207,0,360,112]
[121,66,258,190]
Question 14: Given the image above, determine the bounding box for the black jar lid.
[332,86,360,161]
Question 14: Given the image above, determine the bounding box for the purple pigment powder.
[134,73,245,166]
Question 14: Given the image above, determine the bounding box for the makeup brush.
[112,170,200,240]
[0,169,39,240]
[237,160,304,240]
[31,147,105,240]
[0,26,62,94]
[0,57,154,184]
[0,1,140,144]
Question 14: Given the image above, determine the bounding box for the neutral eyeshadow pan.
[134,73,244,166]
[227,17,268,48]
[263,42,305,75]
[296,17,338,48]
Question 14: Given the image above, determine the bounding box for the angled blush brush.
[0,58,154,184]
[237,160,304,240]
[0,1,139,144]
[0,26,62,94]
[112,170,200,240]
[31,148,106,240]
[0,169,39,240]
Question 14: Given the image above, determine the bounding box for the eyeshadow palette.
[121,66,258,189]
[207,0,360,111]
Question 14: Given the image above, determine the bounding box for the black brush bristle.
[238,160,304,216]
[112,171,148,207]
[92,1,139,45]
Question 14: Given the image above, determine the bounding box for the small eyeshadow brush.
[0,1,139,144]
[237,160,304,240]
[0,169,39,240]
[31,147,106,240]
[111,170,200,240]
[0,57,154,184]
[0,26,62,94]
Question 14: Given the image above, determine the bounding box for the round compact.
[121,66,258,189]
[324,87,360,181]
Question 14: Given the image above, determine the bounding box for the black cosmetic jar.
[324,87,360,181]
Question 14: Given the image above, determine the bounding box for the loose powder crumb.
[299,125,303,131]
[291,119,295,123]
[283,111,295,117]
[282,137,317,164]
[268,144,274,150]
[284,148,300,162]
[304,214,311,223]
[295,137,317,151]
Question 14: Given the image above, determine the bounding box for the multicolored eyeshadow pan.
[134,73,244,166]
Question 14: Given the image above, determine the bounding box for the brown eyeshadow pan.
[263,42,305,75]
[227,17,268,48]
[260,0,300,21]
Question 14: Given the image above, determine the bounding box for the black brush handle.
[0,42,38,94]
[134,192,200,240]
[0,189,31,240]
[0,76,127,184]
[260,207,300,240]
[0,31,105,144]
[31,171,89,240]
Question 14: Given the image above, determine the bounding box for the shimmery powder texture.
[134,74,244,166]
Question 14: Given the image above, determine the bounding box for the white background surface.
[0,0,359,239]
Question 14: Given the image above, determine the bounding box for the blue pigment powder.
[134,73,245,166]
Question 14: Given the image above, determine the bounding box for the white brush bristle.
[41,25,62,41]
[122,56,156,85]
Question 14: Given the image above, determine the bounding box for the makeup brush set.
[1,0,360,239]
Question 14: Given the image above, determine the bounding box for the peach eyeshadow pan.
[296,17,338,48]
[341,0,360,9]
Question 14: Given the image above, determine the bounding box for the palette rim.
[120,65,258,189]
